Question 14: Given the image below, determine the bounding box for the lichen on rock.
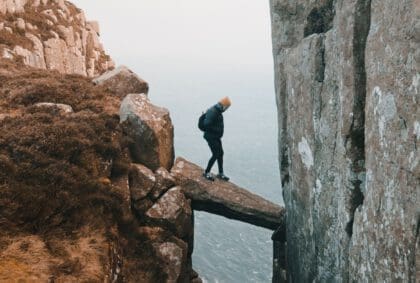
[270,0,419,281]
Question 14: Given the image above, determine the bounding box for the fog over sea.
[73,1,283,281]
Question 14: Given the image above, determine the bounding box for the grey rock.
[129,163,156,201]
[128,163,156,215]
[349,1,419,281]
[270,0,418,281]
[150,167,176,201]
[153,241,188,283]
[146,187,192,238]
[120,93,174,171]
[93,66,149,99]
[171,157,285,230]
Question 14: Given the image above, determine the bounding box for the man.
[202,96,231,181]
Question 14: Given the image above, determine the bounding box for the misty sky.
[71,0,274,82]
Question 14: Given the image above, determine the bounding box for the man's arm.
[203,108,216,129]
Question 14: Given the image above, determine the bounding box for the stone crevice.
[314,36,326,83]
[303,0,335,37]
[344,0,372,239]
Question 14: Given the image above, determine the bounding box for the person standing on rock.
[201,97,231,181]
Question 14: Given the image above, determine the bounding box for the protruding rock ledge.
[171,157,285,231]
[93,66,149,98]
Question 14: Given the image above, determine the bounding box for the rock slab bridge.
[171,157,286,232]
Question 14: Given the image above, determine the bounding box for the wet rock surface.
[270,0,418,281]
[171,157,286,231]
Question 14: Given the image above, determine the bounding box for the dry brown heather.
[0,59,166,282]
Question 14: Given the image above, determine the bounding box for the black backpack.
[198,112,206,131]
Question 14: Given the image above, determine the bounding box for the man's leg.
[215,139,224,174]
[215,139,229,181]
[205,155,217,173]
[204,137,218,180]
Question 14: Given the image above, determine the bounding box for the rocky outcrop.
[270,0,418,281]
[0,1,202,281]
[171,157,286,231]
[0,0,114,76]
[0,58,193,283]
[93,65,149,99]
[120,93,175,171]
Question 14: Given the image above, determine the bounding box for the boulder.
[120,94,174,171]
[129,163,156,201]
[171,157,285,230]
[146,187,192,238]
[93,66,149,98]
[33,102,73,114]
[153,241,188,283]
[129,163,156,214]
[150,167,176,201]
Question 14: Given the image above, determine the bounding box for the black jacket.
[203,103,224,139]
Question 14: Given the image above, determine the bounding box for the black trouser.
[204,136,224,174]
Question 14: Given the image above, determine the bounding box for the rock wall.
[270,0,418,281]
[0,0,114,76]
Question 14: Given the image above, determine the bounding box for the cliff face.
[0,0,114,77]
[270,0,418,281]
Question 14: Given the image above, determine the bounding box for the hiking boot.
[203,172,215,181]
[217,173,230,181]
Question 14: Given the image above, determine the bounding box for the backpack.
[198,112,206,131]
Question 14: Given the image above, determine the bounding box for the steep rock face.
[0,0,114,76]
[270,0,418,281]
[349,1,419,281]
